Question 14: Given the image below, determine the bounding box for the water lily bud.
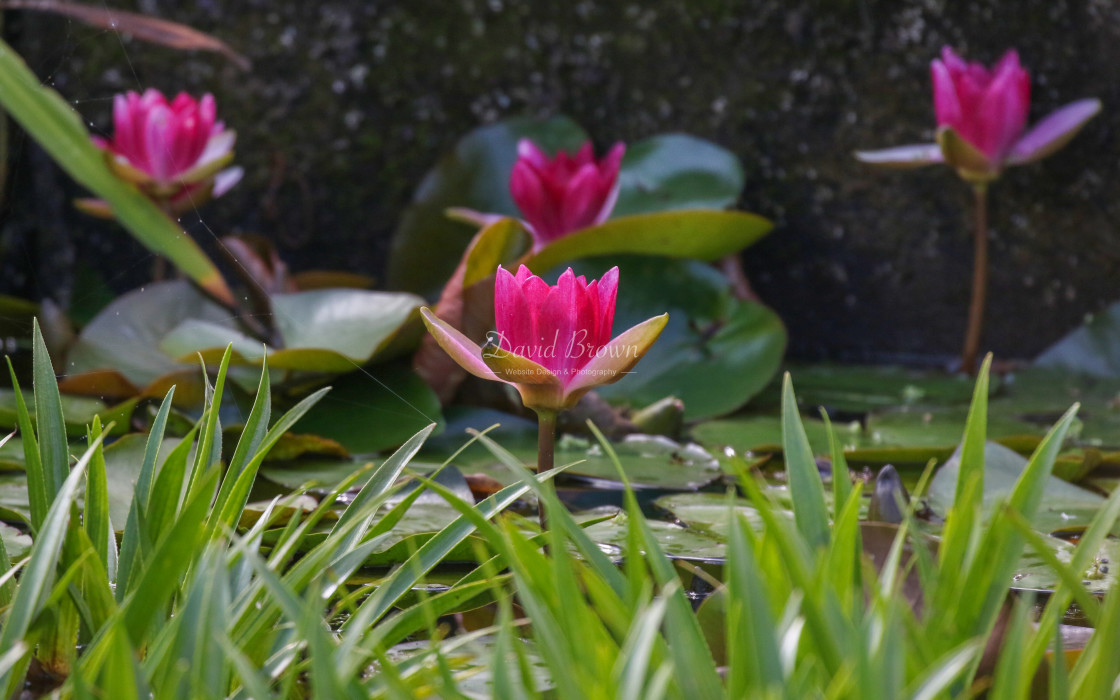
[421,265,667,413]
[84,89,242,215]
[855,47,1100,181]
[510,139,625,248]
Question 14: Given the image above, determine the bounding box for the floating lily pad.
[0,474,30,524]
[567,257,785,420]
[291,364,444,454]
[0,521,31,559]
[928,442,1107,534]
[1036,301,1120,378]
[690,414,844,455]
[102,434,194,529]
[1011,535,1119,595]
[582,509,728,563]
[259,459,375,491]
[763,363,992,415]
[426,421,723,491]
[0,390,134,438]
[381,636,552,698]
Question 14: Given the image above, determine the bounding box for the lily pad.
[290,364,444,454]
[388,116,589,295]
[928,442,1107,534]
[761,363,991,415]
[0,521,31,559]
[0,390,134,438]
[163,289,426,374]
[521,210,771,274]
[1036,301,1120,377]
[611,133,744,217]
[582,509,728,562]
[1011,535,1118,595]
[66,280,233,387]
[0,473,30,524]
[381,636,552,698]
[102,434,194,529]
[423,411,722,490]
[570,257,785,420]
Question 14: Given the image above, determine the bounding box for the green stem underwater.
[961,183,989,376]
[535,409,557,531]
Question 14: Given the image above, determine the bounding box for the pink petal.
[144,105,173,182]
[516,139,550,170]
[1008,98,1102,166]
[931,59,962,128]
[495,265,535,353]
[975,57,1028,159]
[595,266,619,347]
[419,308,502,384]
[562,313,669,398]
[559,164,604,230]
[510,160,562,244]
[853,144,943,168]
[211,167,243,197]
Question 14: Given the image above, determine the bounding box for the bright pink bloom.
[420,265,666,412]
[510,140,625,247]
[932,47,1029,164]
[855,47,1100,181]
[90,89,242,211]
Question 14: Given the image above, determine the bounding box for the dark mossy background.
[3,0,1119,364]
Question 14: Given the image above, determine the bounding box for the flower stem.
[535,409,557,531]
[961,184,989,375]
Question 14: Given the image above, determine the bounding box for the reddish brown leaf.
[58,369,139,402]
[290,270,376,291]
[3,1,251,70]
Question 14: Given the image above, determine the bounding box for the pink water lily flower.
[420,265,667,413]
[83,89,242,215]
[510,139,626,248]
[856,47,1100,182]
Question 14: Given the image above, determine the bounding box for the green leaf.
[928,441,1104,534]
[67,280,234,387]
[31,319,68,506]
[611,133,745,217]
[574,257,785,419]
[0,435,95,697]
[781,374,830,549]
[6,359,46,530]
[462,218,531,288]
[1036,299,1120,378]
[388,116,589,295]
[521,210,771,273]
[0,39,232,303]
[163,289,426,373]
[84,417,111,572]
[292,364,443,454]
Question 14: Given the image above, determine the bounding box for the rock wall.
[4,0,1119,364]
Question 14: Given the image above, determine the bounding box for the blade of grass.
[781,373,829,549]
[6,357,45,530]
[0,432,97,696]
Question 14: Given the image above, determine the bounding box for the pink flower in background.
[856,46,1100,181]
[510,139,625,247]
[932,48,1030,165]
[86,89,242,214]
[420,264,666,412]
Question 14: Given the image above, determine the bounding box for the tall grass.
[1,328,1117,698]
